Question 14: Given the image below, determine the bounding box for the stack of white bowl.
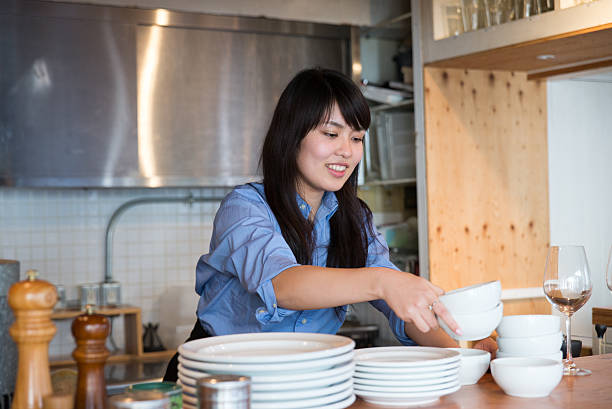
[176,332,356,409]
[438,280,504,341]
[352,347,462,407]
[495,315,563,361]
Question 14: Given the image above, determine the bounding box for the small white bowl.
[496,350,563,362]
[496,315,561,338]
[491,357,563,398]
[439,302,504,341]
[448,348,491,385]
[497,331,563,355]
[440,280,501,314]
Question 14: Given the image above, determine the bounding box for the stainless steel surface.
[0,0,353,187]
[104,195,225,283]
[54,284,66,310]
[197,375,250,409]
[0,260,18,396]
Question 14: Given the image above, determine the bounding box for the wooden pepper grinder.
[8,269,58,409]
[72,305,110,409]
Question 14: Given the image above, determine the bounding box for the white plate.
[179,363,355,392]
[355,347,460,368]
[353,366,459,380]
[353,373,458,387]
[178,361,355,384]
[178,350,353,375]
[179,332,354,363]
[354,379,459,393]
[181,377,353,401]
[355,383,461,407]
[355,361,460,374]
[182,394,355,409]
[182,386,354,409]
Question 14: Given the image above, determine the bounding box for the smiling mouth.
[326,164,348,172]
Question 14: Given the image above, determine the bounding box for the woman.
[164,68,495,381]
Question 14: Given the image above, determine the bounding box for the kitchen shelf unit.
[49,305,175,367]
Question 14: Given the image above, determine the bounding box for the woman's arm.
[271,265,461,335]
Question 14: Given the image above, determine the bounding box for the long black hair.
[261,68,374,268]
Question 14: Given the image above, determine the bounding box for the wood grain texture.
[592,307,612,326]
[423,68,550,313]
[349,354,612,408]
[427,24,612,76]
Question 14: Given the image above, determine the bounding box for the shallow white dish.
[439,302,503,341]
[447,348,490,385]
[353,373,457,387]
[497,331,562,355]
[439,280,501,314]
[355,360,460,374]
[180,377,352,401]
[182,394,356,409]
[495,349,563,362]
[354,347,460,368]
[179,362,354,392]
[353,379,459,393]
[178,350,353,375]
[179,332,354,363]
[355,382,461,407]
[496,315,561,338]
[182,384,354,409]
[490,357,563,398]
[178,361,354,384]
[353,366,459,380]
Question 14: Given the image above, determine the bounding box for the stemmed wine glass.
[543,245,593,376]
[606,245,612,294]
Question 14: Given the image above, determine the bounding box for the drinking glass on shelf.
[543,245,593,376]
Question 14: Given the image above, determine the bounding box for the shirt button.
[300,204,306,210]
[257,308,266,314]
[301,318,307,324]
[273,303,277,308]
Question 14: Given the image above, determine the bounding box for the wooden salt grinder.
[8,269,58,409]
[72,305,110,409]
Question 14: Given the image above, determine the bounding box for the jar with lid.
[109,391,170,409]
[197,375,251,409]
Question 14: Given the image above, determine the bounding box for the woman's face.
[295,103,365,206]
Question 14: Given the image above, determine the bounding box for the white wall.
[547,74,612,347]
[46,0,410,26]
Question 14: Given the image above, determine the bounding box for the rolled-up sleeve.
[365,223,417,346]
[199,193,300,324]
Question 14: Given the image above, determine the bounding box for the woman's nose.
[335,136,352,158]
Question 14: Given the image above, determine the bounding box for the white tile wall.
[0,187,228,359]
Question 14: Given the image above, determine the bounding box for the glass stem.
[566,314,573,365]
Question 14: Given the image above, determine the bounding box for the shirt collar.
[296,191,338,221]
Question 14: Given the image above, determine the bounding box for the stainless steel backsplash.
[0,0,353,187]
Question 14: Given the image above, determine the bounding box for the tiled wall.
[0,187,228,358]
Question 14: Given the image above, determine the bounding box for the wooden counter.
[349,354,612,409]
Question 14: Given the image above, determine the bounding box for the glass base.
[563,365,591,376]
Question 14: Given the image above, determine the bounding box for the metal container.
[54,285,66,310]
[109,391,169,409]
[0,260,19,398]
[101,281,121,307]
[197,375,250,409]
[79,283,100,308]
[128,382,181,409]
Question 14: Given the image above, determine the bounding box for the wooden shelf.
[50,305,144,367]
[363,178,417,187]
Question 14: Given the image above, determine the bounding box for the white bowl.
[497,331,563,355]
[439,302,504,341]
[491,357,563,398]
[496,315,561,338]
[448,348,490,385]
[439,280,501,314]
[496,350,563,362]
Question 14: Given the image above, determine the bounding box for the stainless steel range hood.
[0,1,354,187]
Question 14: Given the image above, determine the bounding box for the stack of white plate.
[353,347,462,407]
[176,332,356,409]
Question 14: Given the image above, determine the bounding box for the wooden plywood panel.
[424,68,550,311]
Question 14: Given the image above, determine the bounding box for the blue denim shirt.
[195,182,416,345]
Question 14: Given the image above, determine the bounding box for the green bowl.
[129,382,182,409]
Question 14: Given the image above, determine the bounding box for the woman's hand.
[380,270,462,336]
[473,337,497,359]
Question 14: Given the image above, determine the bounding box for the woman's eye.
[353,136,364,142]
[324,132,338,138]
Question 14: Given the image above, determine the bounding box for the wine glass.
[606,245,612,293]
[543,245,592,376]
